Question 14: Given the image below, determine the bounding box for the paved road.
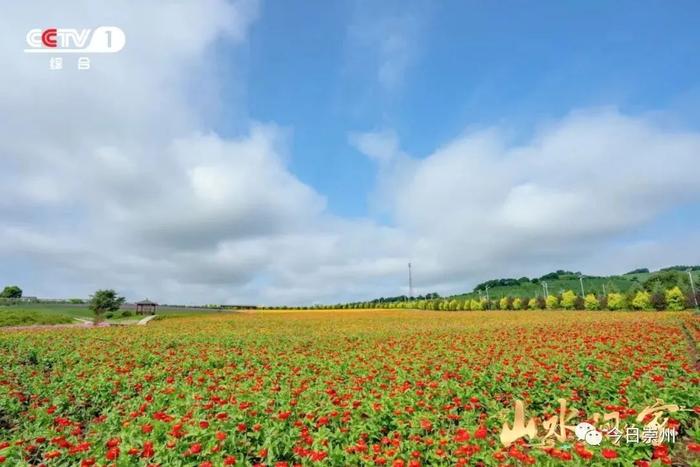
[137,315,157,325]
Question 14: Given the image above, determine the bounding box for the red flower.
[223,456,237,465]
[199,420,209,429]
[106,437,121,448]
[44,450,61,460]
[316,416,330,427]
[474,426,488,439]
[237,423,247,432]
[601,448,618,459]
[141,441,155,458]
[106,446,120,460]
[688,442,700,453]
[200,462,213,467]
[141,423,153,434]
[189,443,202,455]
[216,431,227,441]
[419,419,432,431]
[454,428,470,442]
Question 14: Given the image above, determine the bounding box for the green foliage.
[560,290,577,310]
[528,298,538,310]
[643,271,688,292]
[121,310,133,317]
[498,296,510,310]
[512,297,523,310]
[607,293,627,311]
[469,299,482,311]
[0,285,22,298]
[0,310,72,327]
[665,286,686,311]
[631,291,652,310]
[545,295,559,310]
[584,294,599,310]
[650,291,666,311]
[88,289,125,320]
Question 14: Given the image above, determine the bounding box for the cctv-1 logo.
[25,27,125,53]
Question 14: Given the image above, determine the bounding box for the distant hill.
[449,266,699,300]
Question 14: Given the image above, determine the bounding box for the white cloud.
[366,109,700,286]
[345,2,428,91]
[349,129,401,163]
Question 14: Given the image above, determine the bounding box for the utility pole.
[408,262,414,299]
[485,285,490,305]
[579,274,585,297]
[602,284,606,296]
[688,269,699,312]
[542,281,548,298]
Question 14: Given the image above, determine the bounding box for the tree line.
[282,286,696,311]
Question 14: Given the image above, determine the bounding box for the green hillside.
[450,266,698,301]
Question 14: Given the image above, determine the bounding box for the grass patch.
[0,303,93,318]
[0,309,74,327]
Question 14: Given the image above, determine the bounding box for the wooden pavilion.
[136,299,158,315]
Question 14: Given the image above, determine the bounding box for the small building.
[136,299,158,315]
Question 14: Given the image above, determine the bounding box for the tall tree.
[89,289,126,322]
[0,285,22,298]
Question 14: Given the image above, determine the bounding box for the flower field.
[0,310,698,466]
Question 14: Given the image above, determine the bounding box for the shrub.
[598,294,608,310]
[105,312,114,319]
[650,292,666,311]
[607,293,626,311]
[499,296,510,310]
[665,286,686,311]
[561,290,577,310]
[545,295,559,310]
[512,297,523,310]
[631,291,652,310]
[584,294,599,310]
[470,299,482,311]
[528,298,538,310]
[121,310,133,317]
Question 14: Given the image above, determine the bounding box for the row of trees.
[308,286,697,311]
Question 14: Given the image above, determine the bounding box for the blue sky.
[224,0,700,218]
[2,0,700,304]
